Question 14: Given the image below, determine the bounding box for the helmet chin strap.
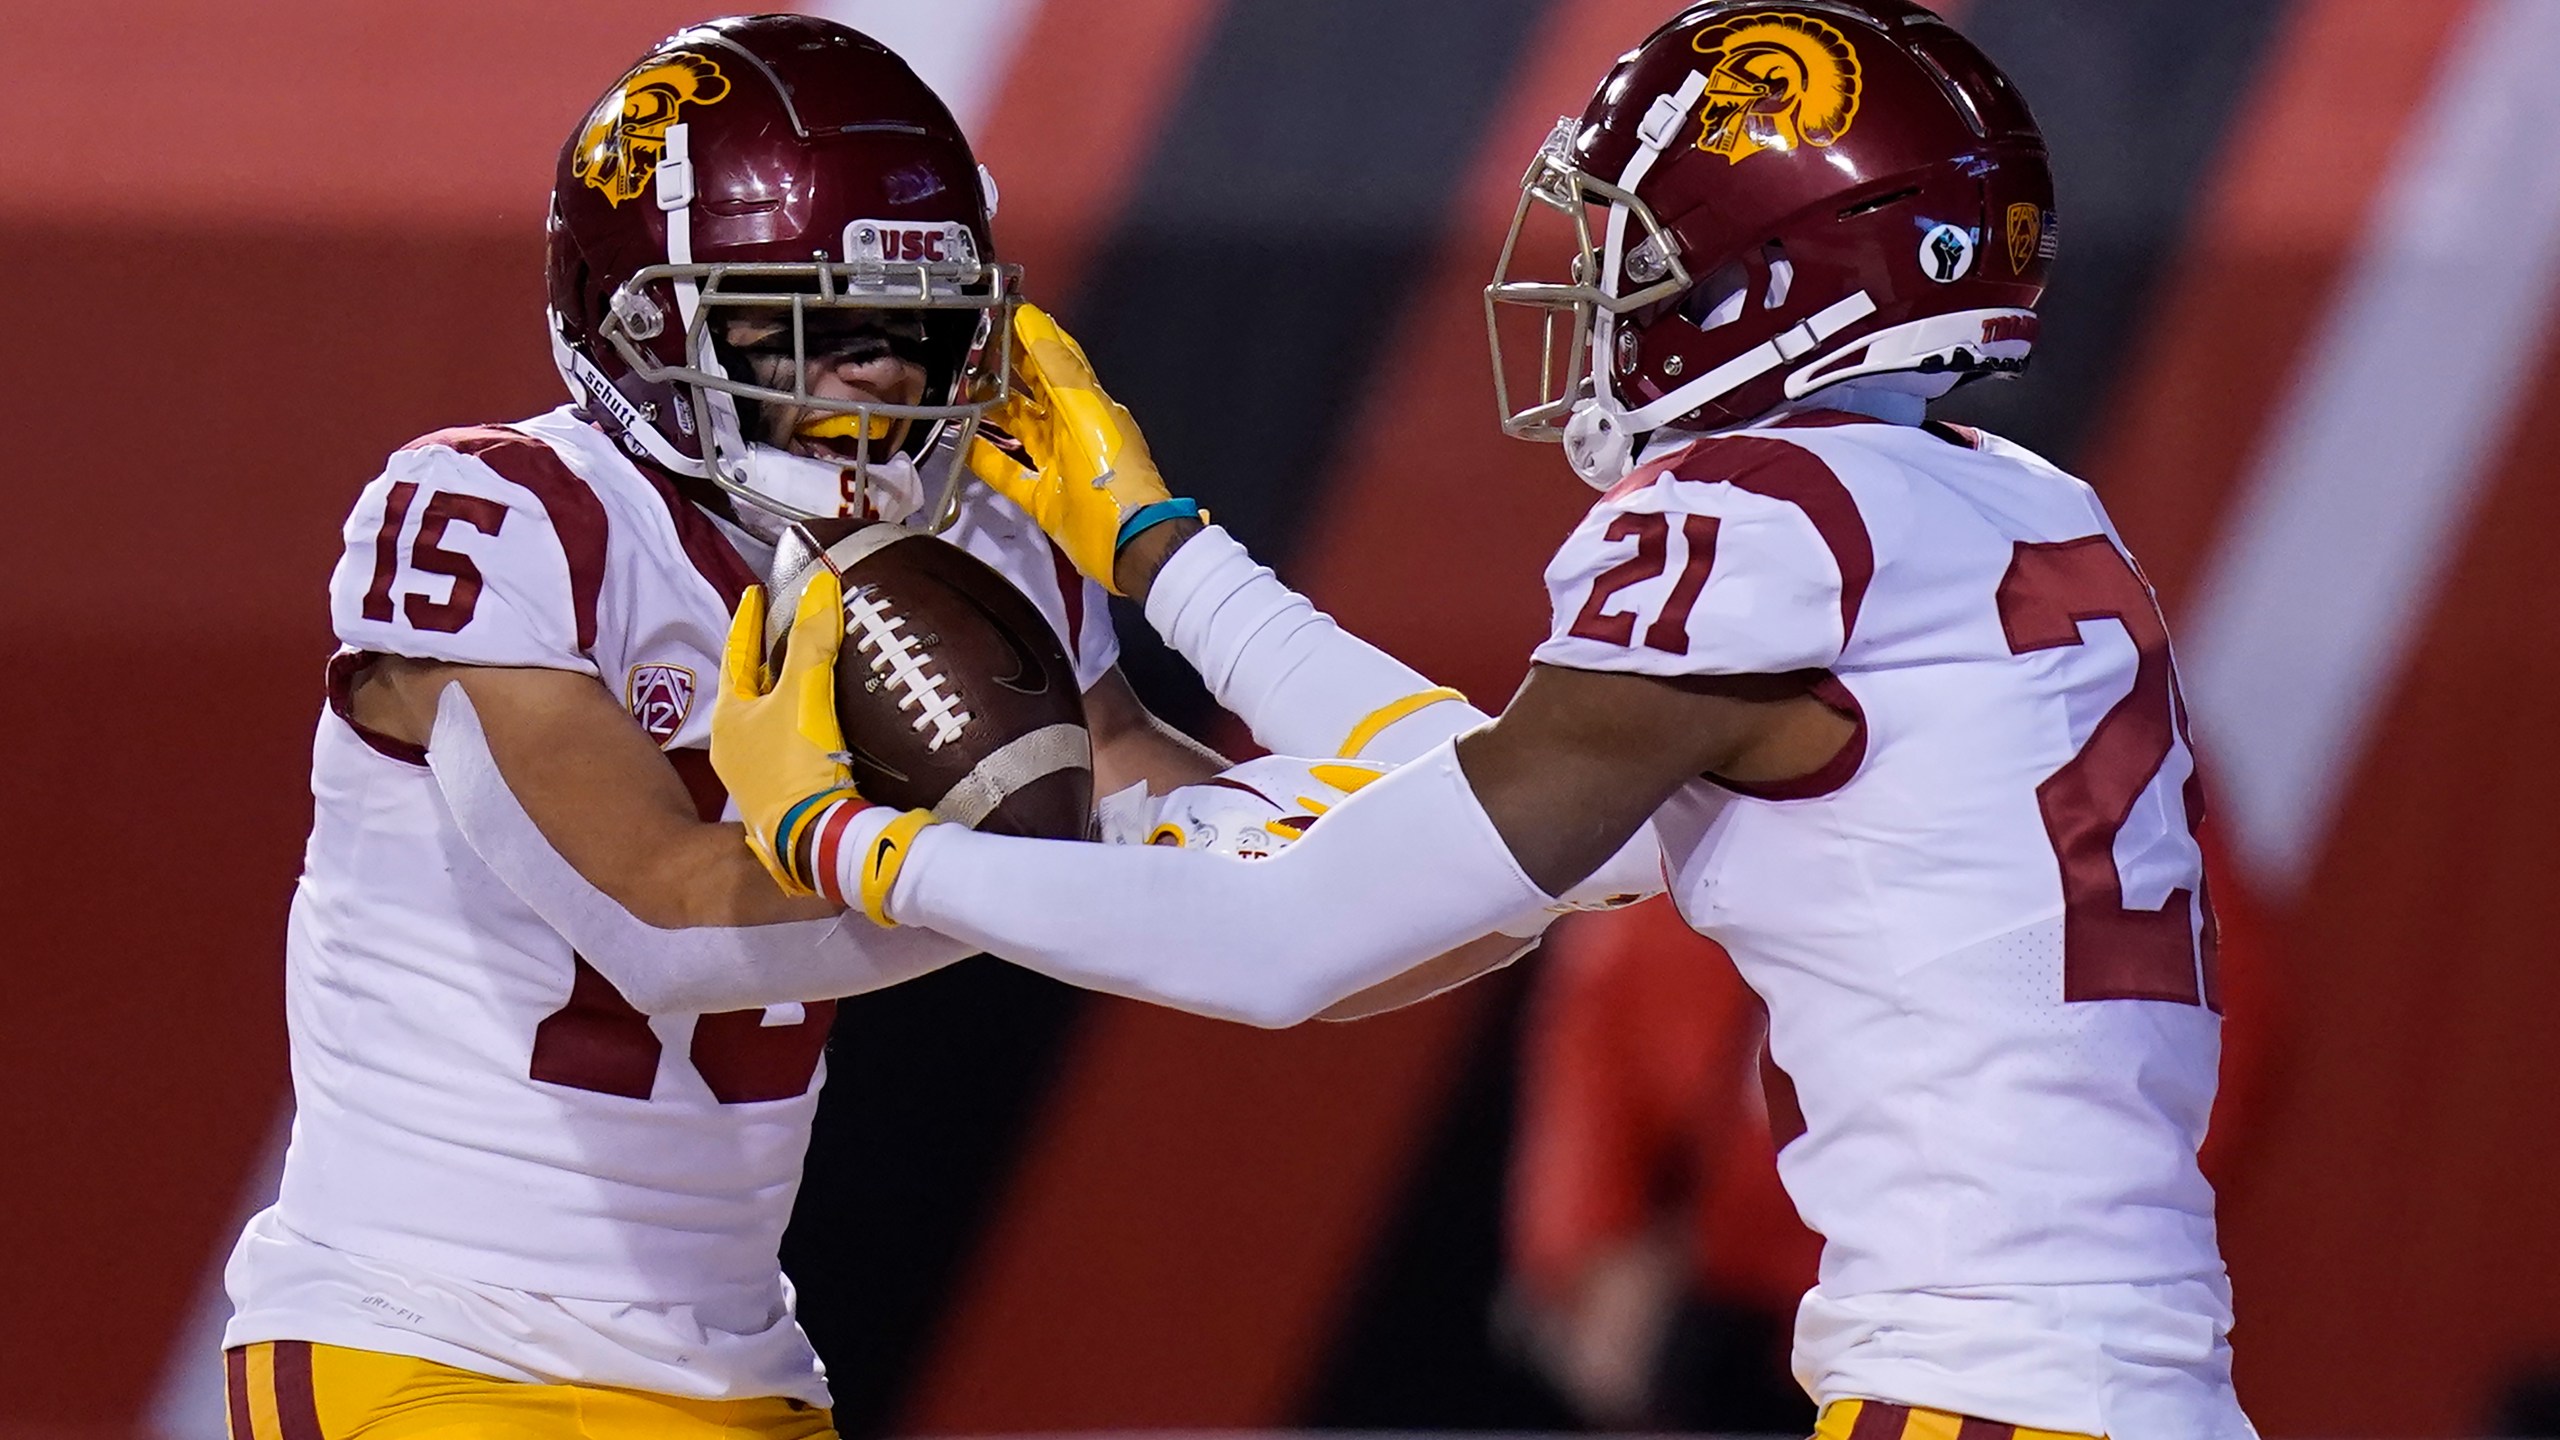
[1562,288,1880,489]
[722,445,927,543]
[551,321,702,476]
[1562,401,1639,488]
[549,309,930,537]
[1572,72,1710,491]
[1565,308,1964,484]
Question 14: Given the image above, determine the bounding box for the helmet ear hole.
[1685,260,1752,333]
[1762,245,1794,310]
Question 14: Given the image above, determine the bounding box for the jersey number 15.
[360,480,502,633]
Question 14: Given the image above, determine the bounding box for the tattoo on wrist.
[1115,517,1204,600]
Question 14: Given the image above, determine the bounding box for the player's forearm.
[432,683,970,1012]
[406,664,834,930]
[649,827,845,929]
[1083,667,1227,797]
[1317,931,1540,1021]
[1137,524,1488,764]
[880,740,1552,1027]
[1131,528,1667,906]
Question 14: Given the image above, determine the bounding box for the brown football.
[766,520,1094,841]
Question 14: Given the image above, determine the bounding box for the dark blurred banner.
[4,2,2556,1438]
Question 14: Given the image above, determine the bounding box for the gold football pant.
[224,1341,836,1439]
[1814,1396,2106,1440]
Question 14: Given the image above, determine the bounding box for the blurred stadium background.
[5,0,2558,1436]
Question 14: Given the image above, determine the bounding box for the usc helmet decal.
[1690,12,1863,163]
[571,53,732,208]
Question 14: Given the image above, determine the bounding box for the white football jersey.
[222,406,1116,1404]
[1533,414,2246,1439]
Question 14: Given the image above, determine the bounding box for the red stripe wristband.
[800,799,870,905]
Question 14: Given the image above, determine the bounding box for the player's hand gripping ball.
[714,571,863,897]
[718,520,1099,898]
[773,520,1096,831]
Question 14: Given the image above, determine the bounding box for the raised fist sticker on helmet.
[1921,223,1976,283]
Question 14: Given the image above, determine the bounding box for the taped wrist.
[1143,525,1488,763]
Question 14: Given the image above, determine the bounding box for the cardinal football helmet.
[1486,0,2052,483]
[546,15,1017,531]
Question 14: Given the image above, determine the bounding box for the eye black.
[724,310,926,364]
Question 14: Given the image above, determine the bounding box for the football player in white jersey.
[214,16,1260,1437]
[717,4,2256,1438]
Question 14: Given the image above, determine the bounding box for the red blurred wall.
[0,4,710,1427]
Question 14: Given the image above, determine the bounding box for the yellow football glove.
[966,301,1200,595]
[712,573,863,897]
[1265,761,1390,839]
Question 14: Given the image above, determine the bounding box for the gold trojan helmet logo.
[572,53,732,207]
[1690,13,1862,165]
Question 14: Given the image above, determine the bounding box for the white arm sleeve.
[1142,525,1663,908]
[429,685,971,1014]
[1144,525,1484,764]
[888,739,1553,1028]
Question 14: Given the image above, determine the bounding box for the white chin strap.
[1567,288,1880,488]
[549,321,700,475]
[545,314,930,539]
[1574,71,1707,489]
[1563,298,2039,490]
[727,445,927,542]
